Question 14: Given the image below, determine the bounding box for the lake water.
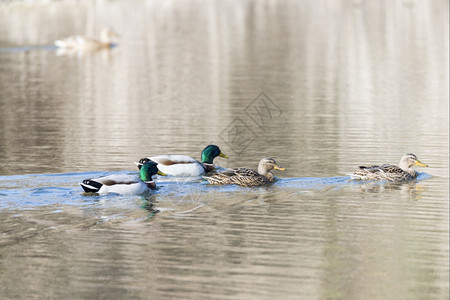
[0,1,448,299]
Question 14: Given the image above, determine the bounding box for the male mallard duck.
[203,157,285,187]
[348,153,428,182]
[55,27,118,50]
[135,145,228,177]
[80,161,166,195]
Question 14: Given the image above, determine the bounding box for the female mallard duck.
[203,157,285,187]
[348,153,428,182]
[55,27,118,50]
[135,145,228,177]
[80,161,166,195]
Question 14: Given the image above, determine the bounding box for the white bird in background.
[55,27,119,50]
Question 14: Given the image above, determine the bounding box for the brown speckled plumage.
[349,153,428,182]
[203,157,285,187]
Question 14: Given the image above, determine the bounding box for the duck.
[135,145,228,177]
[348,153,428,182]
[80,161,166,195]
[55,27,118,50]
[203,157,285,187]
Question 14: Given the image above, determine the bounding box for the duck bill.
[415,160,428,167]
[157,170,167,176]
[219,152,229,158]
[274,165,286,171]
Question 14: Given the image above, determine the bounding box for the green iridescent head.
[139,160,166,182]
[200,145,229,164]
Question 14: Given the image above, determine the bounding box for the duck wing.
[202,163,215,173]
[352,164,412,181]
[95,174,140,185]
[375,164,415,181]
[203,170,234,185]
[147,155,205,177]
[357,164,393,172]
[376,164,404,174]
[207,167,258,178]
[80,174,141,193]
[348,164,385,180]
[231,168,269,186]
[204,168,266,187]
[150,155,198,165]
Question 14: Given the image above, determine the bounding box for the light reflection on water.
[0,1,448,299]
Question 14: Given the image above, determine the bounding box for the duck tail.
[202,175,214,183]
[346,174,365,180]
[133,161,143,170]
[203,175,223,185]
[80,180,102,193]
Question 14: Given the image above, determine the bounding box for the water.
[0,1,448,299]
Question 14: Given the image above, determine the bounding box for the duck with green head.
[80,161,166,195]
[135,145,228,177]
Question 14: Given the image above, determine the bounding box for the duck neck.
[202,157,213,164]
[258,163,274,176]
[146,181,156,190]
[202,163,215,173]
[140,171,153,183]
[201,152,214,164]
[399,160,415,175]
[264,172,275,182]
[405,168,417,176]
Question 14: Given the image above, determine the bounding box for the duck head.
[257,157,286,175]
[399,153,428,173]
[140,160,166,182]
[201,145,228,164]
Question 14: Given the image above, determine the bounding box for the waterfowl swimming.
[55,27,118,50]
[348,153,428,182]
[203,157,285,187]
[135,145,228,177]
[80,161,165,195]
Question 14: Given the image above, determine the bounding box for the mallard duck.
[55,27,118,50]
[348,153,428,182]
[135,145,228,177]
[203,157,285,187]
[80,161,166,195]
